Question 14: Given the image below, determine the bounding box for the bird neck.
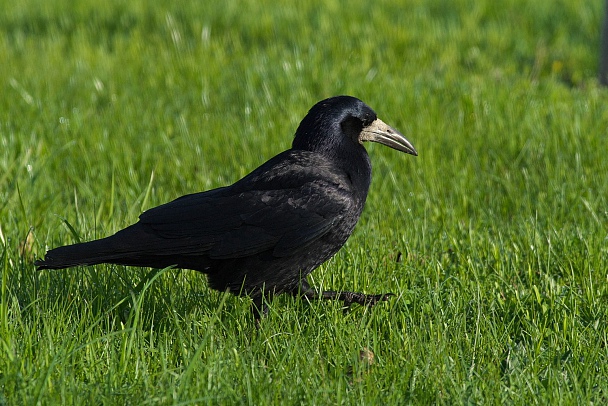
[330,143,372,199]
[292,132,372,198]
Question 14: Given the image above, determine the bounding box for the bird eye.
[340,116,364,138]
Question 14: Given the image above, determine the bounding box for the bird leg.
[294,279,394,310]
[250,290,274,321]
[251,279,393,320]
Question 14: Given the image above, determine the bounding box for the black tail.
[35,224,150,270]
[36,223,210,272]
[36,237,124,269]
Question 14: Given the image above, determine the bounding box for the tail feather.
[36,223,212,272]
[36,236,126,269]
[35,224,149,270]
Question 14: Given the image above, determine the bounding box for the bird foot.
[299,288,394,312]
[251,283,395,321]
[338,291,395,308]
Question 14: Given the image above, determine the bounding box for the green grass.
[1,0,608,404]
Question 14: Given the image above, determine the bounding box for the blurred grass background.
[1,0,607,404]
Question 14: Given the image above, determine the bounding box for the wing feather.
[135,152,353,260]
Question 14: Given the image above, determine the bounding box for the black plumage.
[36,96,417,317]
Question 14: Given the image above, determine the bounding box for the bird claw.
[365,292,395,305]
[341,292,394,313]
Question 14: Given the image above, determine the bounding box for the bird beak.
[360,119,418,156]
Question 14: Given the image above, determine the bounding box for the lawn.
[1,0,608,404]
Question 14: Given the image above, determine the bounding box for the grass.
[1,0,608,404]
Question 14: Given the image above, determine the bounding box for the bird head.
[292,96,418,157]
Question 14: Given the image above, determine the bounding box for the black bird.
[36,96,417,317]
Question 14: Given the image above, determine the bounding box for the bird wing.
[138,153,353,259]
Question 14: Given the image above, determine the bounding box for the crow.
[36,96,417,318]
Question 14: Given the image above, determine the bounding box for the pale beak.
[360,118,417,156]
